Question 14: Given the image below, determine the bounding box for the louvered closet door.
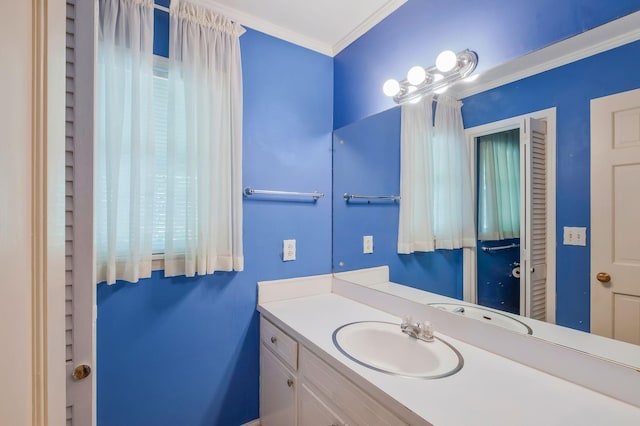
[65,0,96,424]
[520,118,548,320]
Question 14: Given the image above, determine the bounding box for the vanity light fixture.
[383,49,478,104]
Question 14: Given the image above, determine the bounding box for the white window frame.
[151,55,170,271]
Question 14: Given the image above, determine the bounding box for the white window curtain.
[397,95,475,253]
[398,96,436,253]
[165,0,244,277]
[477,129,520,241]
[96,0,155,284]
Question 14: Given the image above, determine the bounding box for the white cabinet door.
[260,344,297,426]
[299,383,346,426]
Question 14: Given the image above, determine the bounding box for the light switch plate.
[283,239,296,261]
[563,226,587,246]
[363,235,373,254]
[573,227,587,246]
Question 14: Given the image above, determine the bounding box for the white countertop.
[368,281,640,367]
[259,291,640,426]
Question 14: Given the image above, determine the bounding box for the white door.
[1,0,66,424]
[591,88,640,345]
[65,0,96,424]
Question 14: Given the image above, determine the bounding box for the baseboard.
[240,419,260,426]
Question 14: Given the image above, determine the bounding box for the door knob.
[72,364,91,380]
[596,272,611,283]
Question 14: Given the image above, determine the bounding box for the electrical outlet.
[363,235,373,254]
[283,239,296,261]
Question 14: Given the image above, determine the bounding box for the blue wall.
[477,238,521,314]
[97,2,640,424]
[462,40,640,330]
[97,28,333,426]
[332,108,462,298]
[334,0,640,128]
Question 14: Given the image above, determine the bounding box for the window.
[151,63,168,255]
[96,0,244,284]
[477,128,521,241]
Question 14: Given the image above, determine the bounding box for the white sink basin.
[428,303,533,335]
[332,321,463,379]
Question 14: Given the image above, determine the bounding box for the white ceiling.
[199,0,407,56]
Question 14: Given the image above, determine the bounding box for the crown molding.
[455,11,640,100]
[202,0,333,56]
[198,0,406,57]
[332,0,407,56]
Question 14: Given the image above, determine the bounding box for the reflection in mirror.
[476,129,521,315]
[465,112,555,324]
[331,23,640,369]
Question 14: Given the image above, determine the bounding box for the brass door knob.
[596,272,611,283]
[72,364,91,380]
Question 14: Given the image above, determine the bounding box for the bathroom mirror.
[332,22,640,369]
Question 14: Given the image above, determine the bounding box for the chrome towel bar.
[481,243,519,253]
[343,193,400,202]
[243,187,324,200]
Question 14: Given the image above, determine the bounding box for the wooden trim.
[31,0,45,421]
[457,11,640,100]
[332,0,407,55]
[201,0,407,56]
[31,0,67,424]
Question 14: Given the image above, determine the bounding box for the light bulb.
[382,79,401,97]
[435,50,457,73]
[407,66,426,85]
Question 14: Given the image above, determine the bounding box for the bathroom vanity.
[257,272,640,426]
[261,315,412,425]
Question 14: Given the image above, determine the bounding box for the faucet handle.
[401,315,413,327]
[420,321,434,341]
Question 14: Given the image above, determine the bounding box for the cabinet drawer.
[300,346,407,426]
[261,318,298,371]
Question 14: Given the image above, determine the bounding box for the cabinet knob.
[286,378,294,387]
[270,336,278,344]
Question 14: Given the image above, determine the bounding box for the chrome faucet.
[400,316,434,342]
